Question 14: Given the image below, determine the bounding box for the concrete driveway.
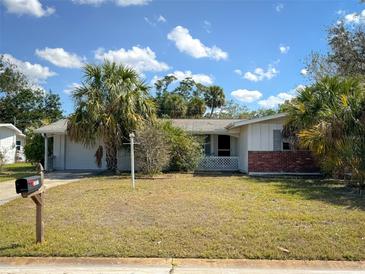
[0,171,98,205]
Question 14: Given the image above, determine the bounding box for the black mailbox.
[15,176,43,196]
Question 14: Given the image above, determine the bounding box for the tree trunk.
[210,106,214,118]
[105,139,118,172]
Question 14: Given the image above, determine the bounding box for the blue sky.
[1,0,364,115]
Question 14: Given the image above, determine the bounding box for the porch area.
[197,156,239,171]
[196,134,239,171]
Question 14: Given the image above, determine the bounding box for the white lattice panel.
[197,156,239,171]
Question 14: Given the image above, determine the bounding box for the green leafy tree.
[0,55,63,164]
[283,77,365,186]
[204,85,225,117]
[68,62,155,172]
[0,55,63,131]
[154,75,208,118]
[305,23,365,80]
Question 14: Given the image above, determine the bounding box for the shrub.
[24,131,44,164]
[135,123,171,175]
[160,121,202,171]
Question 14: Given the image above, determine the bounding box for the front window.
[282,140,291,150]
[273,130,292,151]
[16,140,21,151]
[203,135,211,156]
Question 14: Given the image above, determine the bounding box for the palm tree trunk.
[210,106,214,118]
[105,139,118,172]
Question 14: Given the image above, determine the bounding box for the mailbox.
[15,176,43,196]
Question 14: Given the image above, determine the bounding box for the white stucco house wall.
[0,124,26,164]
[34,113,319,174]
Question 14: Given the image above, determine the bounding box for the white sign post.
[129,133,135,190]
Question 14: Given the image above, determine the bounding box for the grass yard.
[0,174,364,260]
[0,162,36,183]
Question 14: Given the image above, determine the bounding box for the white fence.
[197,156,239,171]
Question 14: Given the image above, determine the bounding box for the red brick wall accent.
[248,151,319,173]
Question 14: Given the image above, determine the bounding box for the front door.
[218,135,230,156]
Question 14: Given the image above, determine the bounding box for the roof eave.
[226,113,288,129]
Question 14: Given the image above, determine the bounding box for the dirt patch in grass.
[0,174,364,260]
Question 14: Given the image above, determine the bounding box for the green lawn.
[0,174,364,260]
[0,162,36,183]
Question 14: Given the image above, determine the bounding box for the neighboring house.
[34,113,319,174]
[0,124,26,164]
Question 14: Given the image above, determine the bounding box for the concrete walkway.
[0,171,97,205]
[0,258,364,274]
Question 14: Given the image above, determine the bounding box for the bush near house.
[283,77,365,189]
[134,121,202,174]
[160,121,202,171]
[135,123,171,175]
[24,131,44,164]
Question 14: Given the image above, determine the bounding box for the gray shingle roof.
[34,118,242,135]
[34,119,68,134]
[170,119,241,134]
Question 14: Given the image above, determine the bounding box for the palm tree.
[283,76,365,184]
[204,86,225,117]
[187,96,206,118]
[67,62,156,172]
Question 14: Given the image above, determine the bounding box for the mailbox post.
[15,163,45,243]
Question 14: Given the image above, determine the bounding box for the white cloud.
[258,85,305,109]
[167,26,228,61]
[72,0,106,5]
[300,68,308,76]
[2,54,56,84]
[231,89,262,103]
[279,45,290,54]
[94,46,169,72]
[170,70,213,85]
[203,20,212,33]
[258,93,293,109]
[234,69,242,76]
[1,0,55,17]
[144,17,155,26]
[72,0,151,6]
[157,15,166,23]
[275,3,284,12]
[115,0,151,6]
[343,9,365,24]
[151,70,213,86]
[145,15,166,26]
[243,65,279,82]
[35,48,85,68]
[64,83,82,95]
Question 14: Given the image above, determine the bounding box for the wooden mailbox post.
[29,187,45,243]
[16,163,46,244]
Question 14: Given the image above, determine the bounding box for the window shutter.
[273,130,282,151]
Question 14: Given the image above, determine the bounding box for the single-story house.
[34,113,319,174]
[0,124,26,164]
